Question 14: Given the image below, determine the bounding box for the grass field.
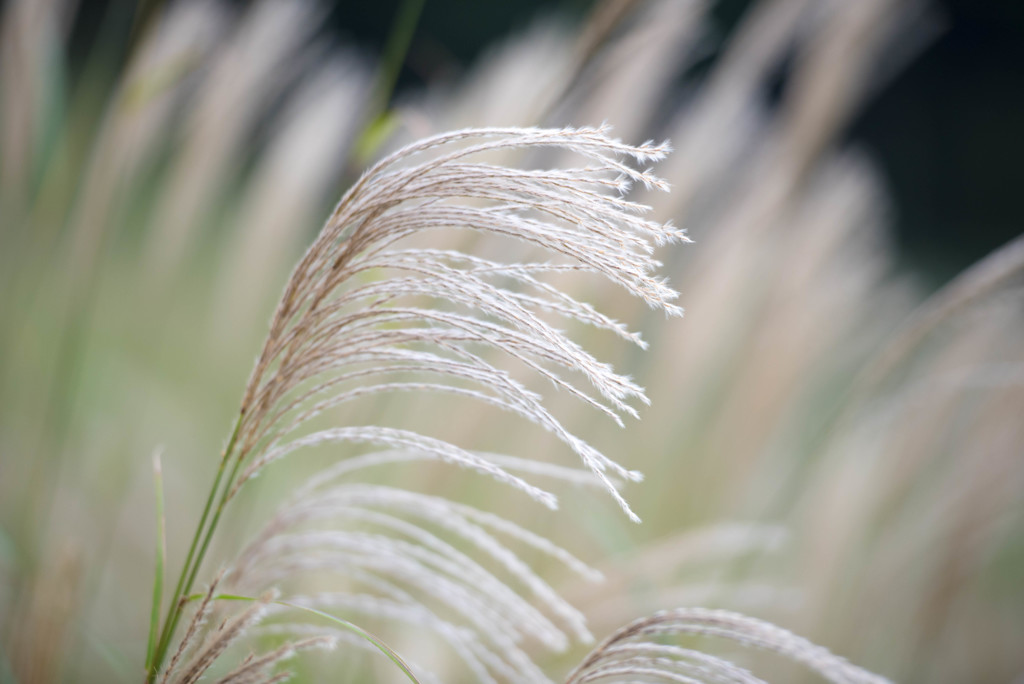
[1,0,1022,682]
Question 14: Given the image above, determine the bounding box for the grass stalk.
[146,414,244,682]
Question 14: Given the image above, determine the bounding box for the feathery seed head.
[172,125,682,684]
[567,608,893,684]
[231,125,682,522]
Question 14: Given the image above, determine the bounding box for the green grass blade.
[149,416,242,682]
[274,600,421,684]
[145,449,167,673]
[184,593,421,683]
[371,0,425,117]
[354,0,424,165]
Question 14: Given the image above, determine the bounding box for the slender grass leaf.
[184,593,422,684]
[146,449,167,672]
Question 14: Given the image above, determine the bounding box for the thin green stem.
[176,452,248,618]
[145,414,244,682]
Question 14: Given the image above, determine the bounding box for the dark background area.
[849,0,1024,282]
[69,0,1024,283]
[331,0,1024,284]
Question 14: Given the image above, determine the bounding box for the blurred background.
[1,0,1023,682]
[67,0,1024,281]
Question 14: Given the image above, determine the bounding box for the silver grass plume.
[230,124,684,519]
[565,608,892,684]
[230,472,606,683]
[156,125,684,682]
